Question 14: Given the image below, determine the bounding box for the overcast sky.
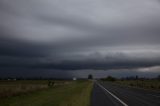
[0,0,160,78]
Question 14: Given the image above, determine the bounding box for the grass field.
[115,80,160,90]
[0,80,70,98]
[0,80,93,106]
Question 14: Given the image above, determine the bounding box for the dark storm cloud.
[1,51,160,71]
[30,59,160,70]
[0,0,160,77]
[0,37,47,57]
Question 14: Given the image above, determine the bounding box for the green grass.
[0,81,93,106]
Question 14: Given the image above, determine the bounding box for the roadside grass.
[115,80,160,91]
[0,80,70,98]
[0,81,93,106]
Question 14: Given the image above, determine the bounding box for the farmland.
[0,80,69,98]
[101,75,160,91]
[116,79,160,90]
[0,80,93,106]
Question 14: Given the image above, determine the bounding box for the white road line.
[96,82,128,106]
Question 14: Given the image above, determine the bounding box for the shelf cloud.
[0,0,160,78]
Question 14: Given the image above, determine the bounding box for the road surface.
[91,81,160,106]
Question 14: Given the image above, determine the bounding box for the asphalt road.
[91,81,160,106]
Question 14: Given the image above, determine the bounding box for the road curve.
[91,81,160,106]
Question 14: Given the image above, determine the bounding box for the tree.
[88,74,93,79]
[157,75,160,80]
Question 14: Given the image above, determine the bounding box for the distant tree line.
[0,75,160,81]
[100,75,160,81]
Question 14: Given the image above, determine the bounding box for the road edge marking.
[96,82,128,106]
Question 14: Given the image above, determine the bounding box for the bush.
[48,81,55,87]
[150,85,154,89]
[129,83,134,86]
